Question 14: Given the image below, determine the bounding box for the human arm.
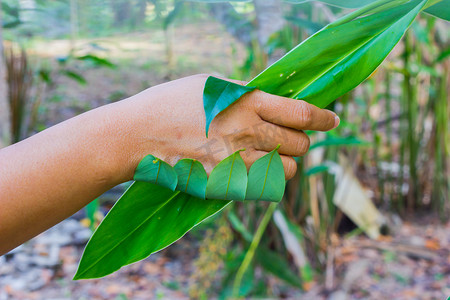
[0,74,338,254]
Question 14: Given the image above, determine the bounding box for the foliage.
[74,0,448,282]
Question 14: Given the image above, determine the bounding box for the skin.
[0,74,339,255]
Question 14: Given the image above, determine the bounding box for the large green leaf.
[284,0,378,8]
[174,159,208,199]
[245,146,285,202]
[74,182,230,279]
[286,0,449,20]
[423,0,450,20]
[203,76,256,137]
[248,0,429,109]
[77,0,438,279]
[134,154,178,191]
[189,0,448,20]
[202,0,430,126]
[206,150,248,201]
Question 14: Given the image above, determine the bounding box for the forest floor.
[1,213,448,299]
[1,21,449,300]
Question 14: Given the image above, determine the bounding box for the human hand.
[0,74,338,253]
[116,74,339,181]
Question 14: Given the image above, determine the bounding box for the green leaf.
[305,164,330,176]
[38,69,52,84]
[284,0,378,8]
[285,16,324,34]
[174,159,208,199]
[206,150,248,201]
[203,76,256,137]
[255,247,303,288]
[228,209,253,242]
[74,182,230,279]
[60,70,87,85]
[436,47,450,62]
[245,146,285,202]
[134,155,178,191]
[248,0,429,109]
[1,2,19,18]
[76,55,116,69]
[85,199,99,231]
[3,20,21,29]
[424,0,450,21]
[310,135,369,150]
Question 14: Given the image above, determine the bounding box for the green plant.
[74,0,448,281]
[5,45,33,143]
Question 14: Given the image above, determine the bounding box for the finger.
[251,123,310,157]
[243,150,298,180]
[253,92,338,131]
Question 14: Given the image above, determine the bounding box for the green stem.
[384,71,393,209]
[232,202,278,298]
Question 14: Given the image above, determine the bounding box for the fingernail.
[334,115,340,129]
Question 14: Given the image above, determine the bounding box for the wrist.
[106,91,159,184]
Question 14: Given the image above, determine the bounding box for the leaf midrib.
[225,154,237,200]
[184,161,194,193]
[292,1,423,101]
[76,189,181,278]
[258,151,276,200]
[155,160,161,183]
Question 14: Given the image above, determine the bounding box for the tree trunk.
[0,0,11,147]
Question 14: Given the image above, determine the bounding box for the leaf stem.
[232,202,278,298]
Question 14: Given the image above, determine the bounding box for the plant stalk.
[232,202,278,298]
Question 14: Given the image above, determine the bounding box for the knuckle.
[295,133,310,156]
[284,158,297,179]
[251,95,263,112]
[296,101,313,128]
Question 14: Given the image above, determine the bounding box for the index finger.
[253,91,339,131]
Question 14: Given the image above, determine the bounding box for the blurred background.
[0,0,448,299]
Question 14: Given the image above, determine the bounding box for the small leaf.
[203,76,256,137]
[206,150,248,201]
[305,164,330,176]
[174,159,208,199]
[310,135,369,149]
[38,69,52,84]
[134,155,178,191]
[245,146,285,202]
[85,199,99,230]
[77,54,116,69]
[60,70,87,85]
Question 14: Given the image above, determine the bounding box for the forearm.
[0,100,139,254]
